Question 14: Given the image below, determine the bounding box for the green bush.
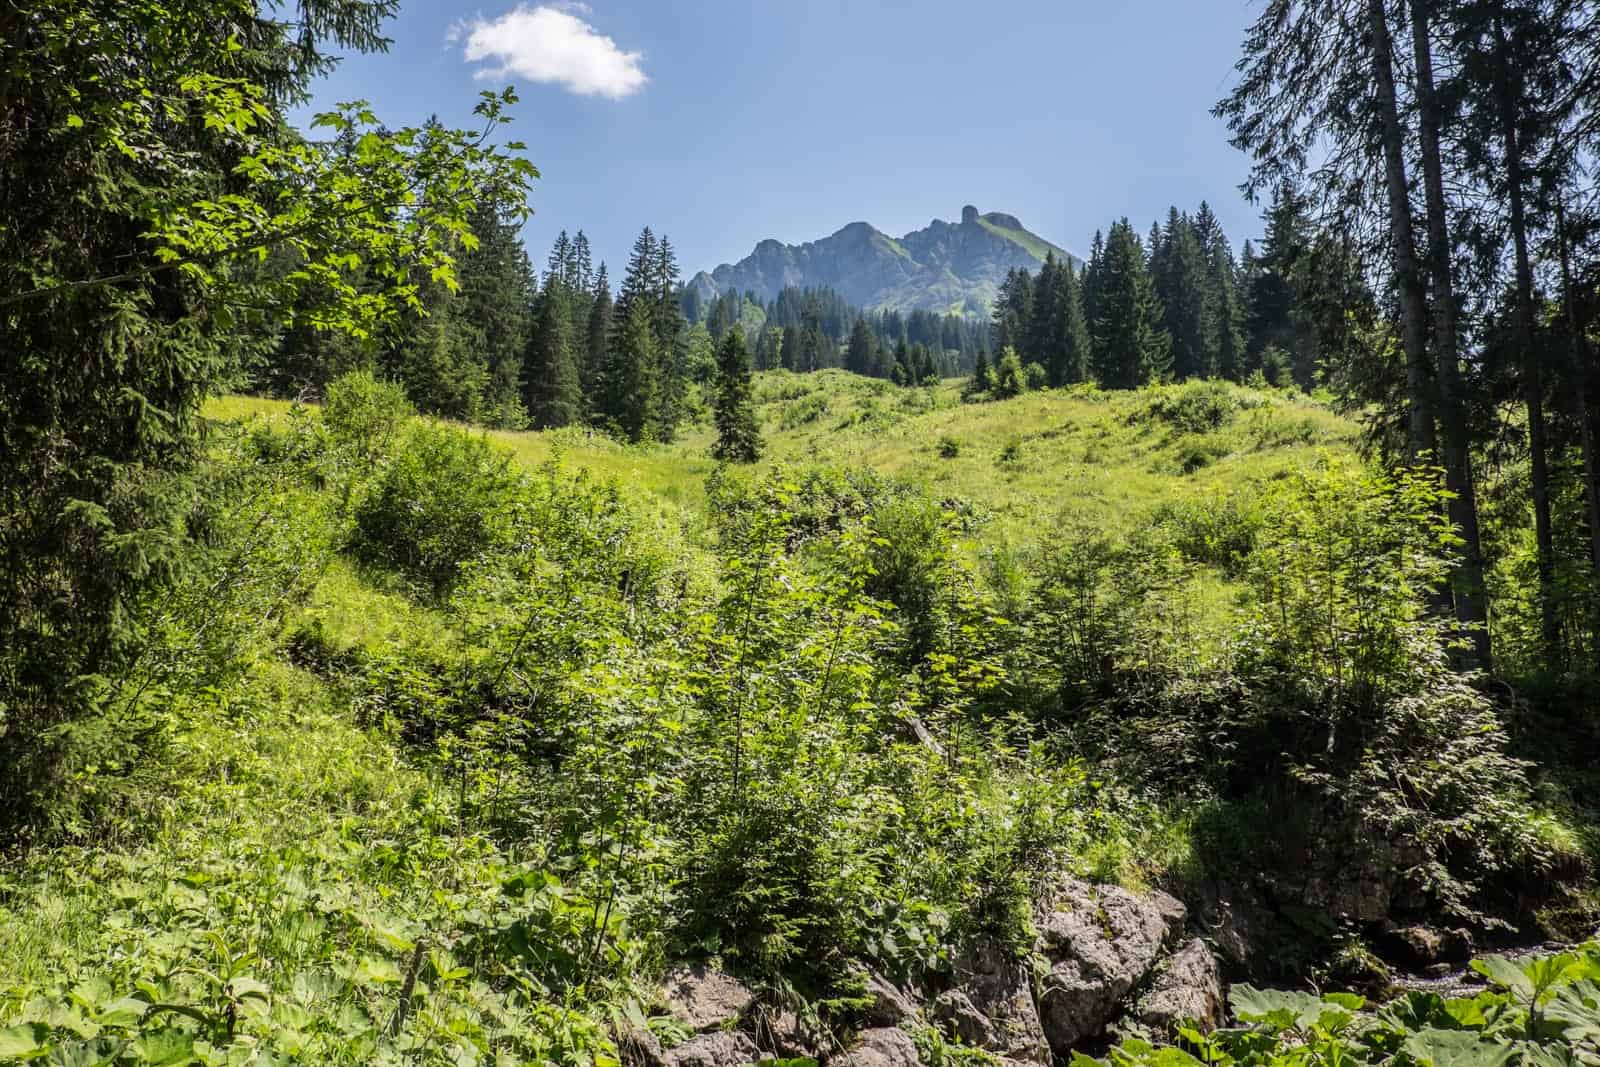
[350,423,520,598]
[1155,494,1264,573]
[322,368,413,463]
[1232,459,1543,919]
[993,347,1027,399]
[1141,379,1248,434]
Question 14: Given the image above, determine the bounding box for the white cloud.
[459,5,646,100]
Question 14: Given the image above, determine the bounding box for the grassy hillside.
[217,370,1356,540]
[6,373,1588,1066]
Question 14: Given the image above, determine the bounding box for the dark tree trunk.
[1557,196,1600,670]
[1367,0,1439,463]
[1410,0,1493,669]
[1494,16,1560,665]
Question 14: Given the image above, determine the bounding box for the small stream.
[1388,932,1599,1000]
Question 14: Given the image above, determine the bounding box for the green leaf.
[1400,1028,1518,1067]
[1322,991,1367,1011]
[1472,956,1536,1000]
[0,1023,48,1059]
[135,1028,198,1066]
[1229,983,1328,1031]
[66,113,84,129]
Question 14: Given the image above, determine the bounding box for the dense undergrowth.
[2,372,1595,1064]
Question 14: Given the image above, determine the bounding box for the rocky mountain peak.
[690,206,1076,316]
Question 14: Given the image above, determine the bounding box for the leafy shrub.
[1155,494,1264,574]
[1011,521,1196,714]
[1140,379,1250,434]
[1174,435,1232,473]
[707,463,907,552]
[780,393,829,429]
[322,368,413,463]
[350,423,520,598]
[993,347,1026,399]
[1231,459,1543,919]
[939,435,961,458]
[860,496,960,665]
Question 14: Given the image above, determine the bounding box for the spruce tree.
[1248,186,1318,387]
[1092,220,1170,388]
[603,227,659,431]
[1082,230,1107,329]
[458,203,535,428]
[967,350,995,396]
[1157,212,1214,379]
[755,326,783,371]
[994,346,1027,398]
[846,317,877,376]
[584,264,613,416]
[1028,255,1062,370]
[711,328,762,463]
[779,326,802,371]
[1053,263,1093,386]
[607,299,659,442]
[651,236,687,440]
[525,278,583,428]
[892,339,916,385]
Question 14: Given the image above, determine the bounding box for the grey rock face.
[859,967,919,1027]
[659,1031,760,1067]
[936,938,1050,1065]
[1137,938,1225,1036]
[831,1026,921,1067]
[1035,877,1187,1054]
[751,1004,821,1059]
[931,988,996,1049]
[660,965,754,1033]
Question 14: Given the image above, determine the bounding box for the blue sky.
[302,1,1266,281]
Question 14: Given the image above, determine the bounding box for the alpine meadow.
[8,2,1600,1066]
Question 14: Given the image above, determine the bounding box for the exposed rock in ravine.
[1136,937,1226,1036]
[1034,876,1188,1052]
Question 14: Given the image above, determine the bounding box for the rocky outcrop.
[1137,938,1225,1036]
[1378,922,1475,970]
[640,880,1224,1067]
[832,1027,921,1067]
[687,206,1078,315]
[661,965,754,1032]
[659,1031,760,1067]
[1035,877,1188,1052]
[628,966,759,1067]
[750,1004,822,1060]
[859,968,919,1028]
[934,938,1050,1064]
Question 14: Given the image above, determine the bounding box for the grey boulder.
[1136,938,1225,1036]
[831,1027,921,1067]
[1035,877,1187,1053]
[661,965,755,1033]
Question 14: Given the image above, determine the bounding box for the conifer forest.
[4,1,1600,1064]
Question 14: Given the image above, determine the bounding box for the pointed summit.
[961,205,981,225]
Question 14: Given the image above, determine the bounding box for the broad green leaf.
[136,1028,198,1067]
[1401,1028,1518,1067]
[1473,956,1536,999]
[0,1023,48,1059]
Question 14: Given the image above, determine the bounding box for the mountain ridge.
[689,205,1078,316]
